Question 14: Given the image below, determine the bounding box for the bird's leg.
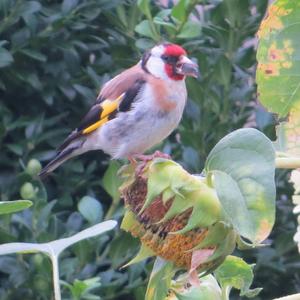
[152,150,171,160]
[132,151,171,176]
[128,155,137,166]
[134,150,171,162]
[134,160,149,177]
[127,155,147,177]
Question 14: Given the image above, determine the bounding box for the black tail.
[38,146,78,179]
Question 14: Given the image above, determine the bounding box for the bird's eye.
[161,55,178,64]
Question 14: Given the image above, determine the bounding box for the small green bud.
[33,254,43,267]
[26,159,42,176]
[20,182,35,200]
[33,275,48,291]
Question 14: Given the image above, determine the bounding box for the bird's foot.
[128,156,137,166]
[134,150,171,162]
[130,151,171,177]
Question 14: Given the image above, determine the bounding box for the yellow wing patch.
[82,94,124,134]
[82,116,109,134]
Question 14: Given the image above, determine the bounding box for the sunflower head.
[119,158,237,273]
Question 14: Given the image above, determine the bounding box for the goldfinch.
[39,43,198,177]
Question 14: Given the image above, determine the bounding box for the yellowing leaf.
[257,0,300,117]
[274,103,300,156]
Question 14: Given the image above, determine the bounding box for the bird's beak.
[176,56,199,78]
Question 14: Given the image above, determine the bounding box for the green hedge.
[0,0,298,299]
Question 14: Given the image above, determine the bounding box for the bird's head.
[141,43,199,81]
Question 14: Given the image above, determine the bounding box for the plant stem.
[275,157,300,169]
[104,197,121,220]
[51,255,61,300]
[221,285,231,300]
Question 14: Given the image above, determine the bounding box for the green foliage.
[214,256,261,298]
[173,275,222,300]
[158,256,259,300]
[145,257,175,300]
[1,0,298,299]
[0,220,116,300]
[206,128,276,244]
[102,161,122,203]
[0,46,14,68]
[78,196,103,224]
[0,200,32,215]
[61,277,102,300]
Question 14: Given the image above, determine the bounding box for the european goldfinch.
[39,43,198,177]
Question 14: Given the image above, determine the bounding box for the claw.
[133,151,171,162]
[128,156,137,166]
[129,151,171,177]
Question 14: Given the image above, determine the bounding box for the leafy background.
[0,0,299,299]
